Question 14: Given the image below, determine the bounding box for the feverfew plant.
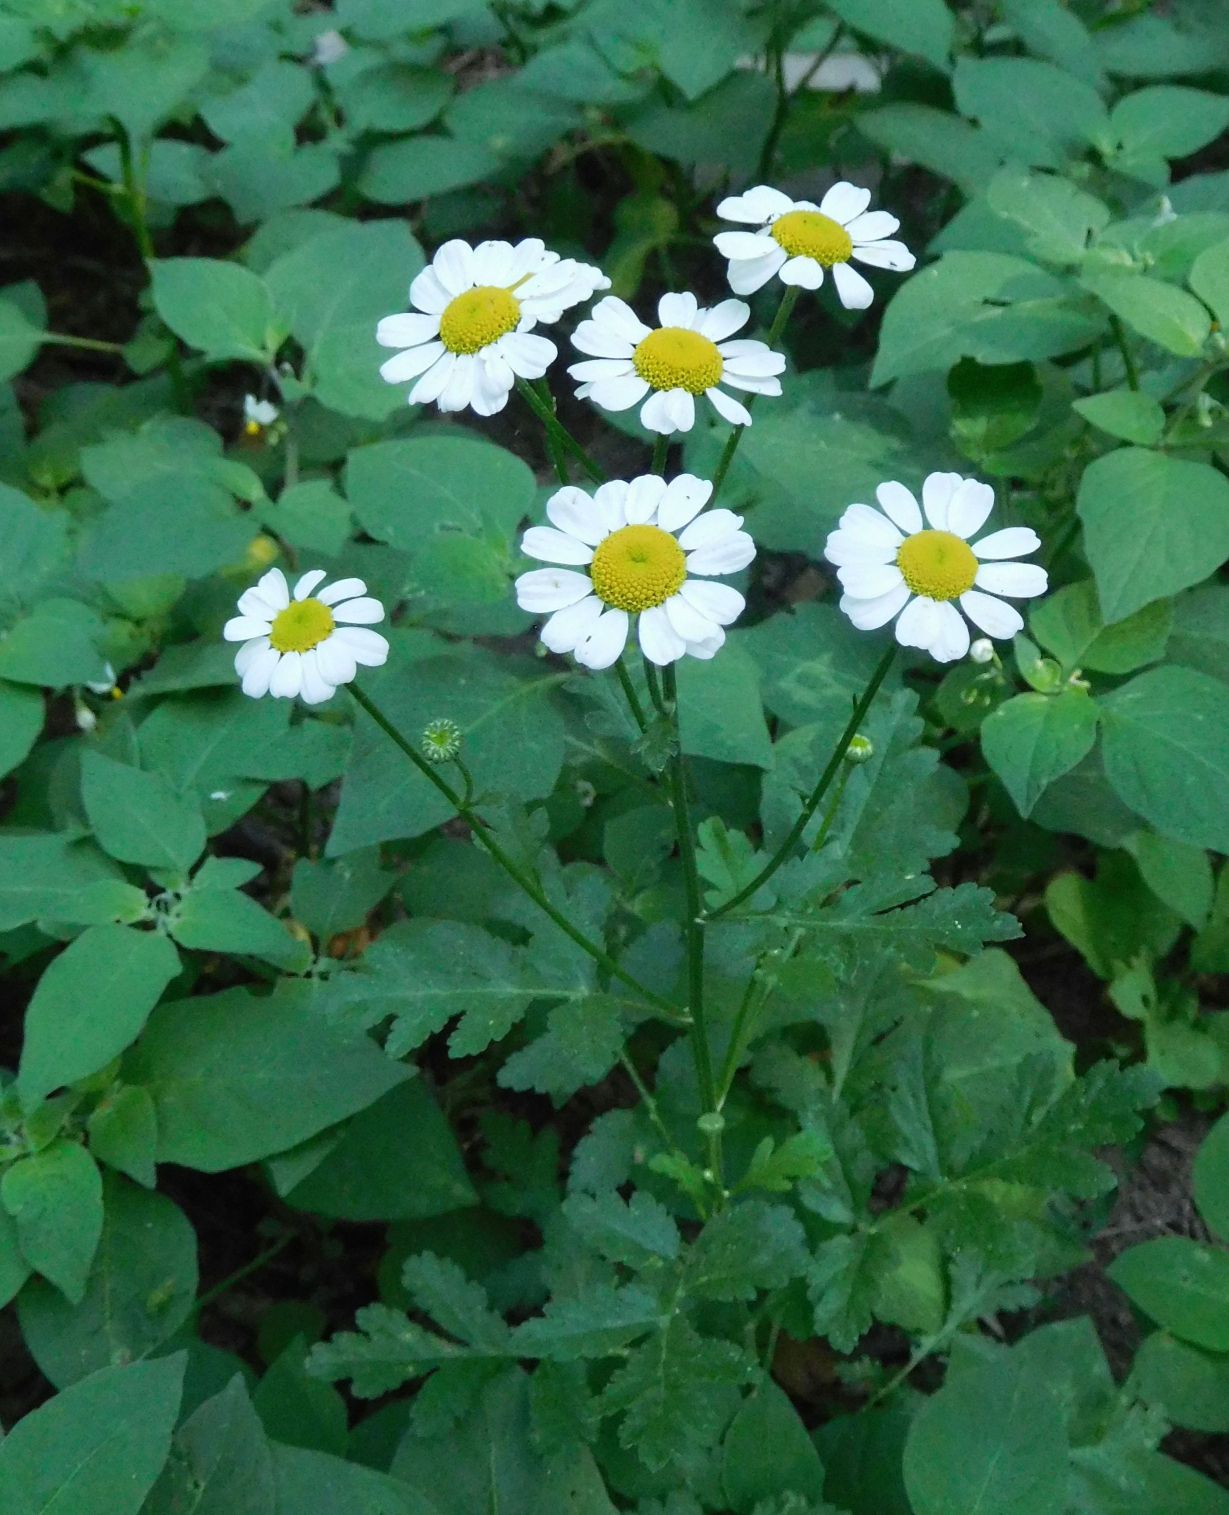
[1,3,1228,1512]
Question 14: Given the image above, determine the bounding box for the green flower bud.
[844,734,874,765]
[697,1111,726,1137]
[421,718,462,763]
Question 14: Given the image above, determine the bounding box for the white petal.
[576,609,629,669]
[239,644,279,698]
[237,586,280,619]
[728,250,788,295]
[850,239,915,272]
[707,386,752,427]
[583,374,649,412]
[624,475,668,524]
[590,295,651,344]
[686,532,755,576]
[718,341,785,376]
[929,601,970,663]
[945,478,996,541]
[316,635,357,686]
[570,320,635,359]
[678,508,743,552]
[975,562,1048,598]
[697,299,749,342]
[521,526,593,565]
[664,593,718,644]
[838,502,903,549]
[832,262,875,310]
[380,341,446,385]
[658,291,699,328]
[972,527,1041,561]
[820,182,872,224]
[780,256,824,290]
[376,311,440,349]
[657,475,714,534]
[333,627,389,667]
[437,353,476,413]
[875,481,923,535]
[894,596,943,656]
[299,649,336,705]
[516,567,594,613]
[638,604,688,666]
[593,481,631,532]
[718,185,794,223]
[256,567,290,610]
[641,389,681,434]
[846,210,900,242]
[409,350,457,407]
[331,596,385,625]
[233,637,268,675]
[223,614,273,642]
[569,357,635,383]
[433,239,474,296]
[840,582,910,630]
[823,529,896,567]
[959,590,1023,639]
[408,266,450,315]
[294,569,327,600]
[470,238,518,285]
[547,486,609,545]
[318,577,366,605]
[540,595,603,654]
[837,561,905,598]
[501,331,556,378]
[269,650,303,699]
[921,472,963,531]
[678,578,745,625]
[714,231,776,260]
[470,359,513,416]
[721,372,782,396]
[668,390,696,432]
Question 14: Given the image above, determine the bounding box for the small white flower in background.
[825,472,1047,664]
[569,292,784,435]
[376,238,609,417]
[312,28,349,66]
[515,474,754,669]
[714,182,915,307]
[969,637,996,664]
[223,568,389,704]
[243,395,280,434]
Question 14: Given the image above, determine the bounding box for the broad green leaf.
[17,1175,196,1387]
[0,1204,29,1310]
[274,1443,434,1515]
[0,832,139,931]
[0,1355,185,1515]
[981,690,1099,816]
[145,1376,277,1515]
[987,168,1109,265]
[1099,666,1229,853]
[0,680,42,778]
[1109,86,1229,183]
[87,1084,159,1188]
[1129,832,1214,929]
[860,104,1002,197]
[1072,388,1164,445]
[0,482,67,601]
[82,750,206,873]
[1077,448,1229,622]
[199,59,313,150]
[625,72,774,178]
[686,1200,808,1302]
[279,1081,476,1222]
[952,56,1109,170]
[207,140,341,225]
[586,0,757,101]
[124,984,409,1171]
[289,848,396,941]
[1082,269,1210,356]
[1193,1112,1229,1243]
[336,63,453,134]
[1,1139,103,1303]
[169,885,306,969]
[721,1379,826,1512]
[18,925,180,1106]
[1133,1332,1229,1434]
[498,995,626,1102]
[358,136,500,205]
[253,1338,347,1456]
[904,1352,1068,1515]
[0,293,44,379]
[0,597,110,687]
[677,641,771,768]
[1045,854,1181,981]
[1190,236,1229,327]
[151,258,284,364]
[826,0,952,66]
[1031,579,1171,674]
[1073,1440,1229,1515]
[1108,1237,1229,1351]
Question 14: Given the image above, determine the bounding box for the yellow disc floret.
[771,210,853,266]
[270,598,335,653]
[632,327,723,395]
[439,286,522,355]
[896,530,978,602]
[590,525,686,612]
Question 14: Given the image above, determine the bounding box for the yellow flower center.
[589,525,686,612]
[632,327,723,395]
[770,209,853,266]
[269,597,335,653]
[438,285,521,355]
[896,530,978,602]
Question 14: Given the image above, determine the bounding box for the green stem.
[707,286,799,506]
[615,658,648,733]
[44,332,126,356]
[661,664,719,1136]
[651,433,669,475]
[809,760,853,852]
[349,683,677,1017]
[1110,315,1140,392]
[192,1233,294,1319]
[619,1050,683,1157]
[642,654,669,719]
[717,925,805,1108]
[707,643,896,920]
[115,126,153,261]
[516,377,604,483]
[532,378,571,484]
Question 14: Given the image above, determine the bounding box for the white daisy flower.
[243,395,279,434]
[376,238,609,418]
[223,568,390,704]
[714,182,915,307]
[825,473,1047,664]
[515,474,754,669]
[568,292,785,435]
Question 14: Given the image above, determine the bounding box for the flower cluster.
[226,179,1048,701]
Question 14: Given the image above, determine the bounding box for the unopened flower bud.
[969,638,995,664]
[844,734,874,765]
[421,718,462,763]
[697,1111,725,1137]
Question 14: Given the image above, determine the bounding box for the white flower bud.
[969,638,995,664]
